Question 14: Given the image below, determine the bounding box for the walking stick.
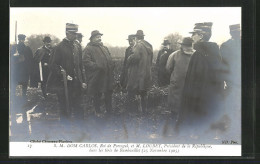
[61,69,70,117]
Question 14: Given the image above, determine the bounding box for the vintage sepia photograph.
[9,7,241,156]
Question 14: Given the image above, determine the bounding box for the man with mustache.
[83,30,114,117]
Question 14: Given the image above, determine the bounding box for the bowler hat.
[43,36,52,43]
[135,30,145,37]
[66,23,78,33]
[162,39,171,46]
[127,34,135,40]
[18,34,26,40]
[178,37,193,46]
[229,24,240,32]
[89,30,103,40]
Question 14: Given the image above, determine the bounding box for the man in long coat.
[177,23,224,135]
[47,23,84,120]
[166,37,194,119]
[10,34,33,101]
[220,24,241,133]
[120,34,135,91]
[31,36,52,98]
[126,30,153,113]
[10,34,33,130]
[156,39,173,87]
[82,30,114,116]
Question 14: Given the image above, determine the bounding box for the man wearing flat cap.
[126,30,153,113]
[220,24,241,131]
[10,34,33,128]
[120,34,135,91]
[83,30,114,116]
[31,36,52,99]
[156,39,174,87]
[176,22,224,135]
[165,37,195,123]
[48,23,84,120]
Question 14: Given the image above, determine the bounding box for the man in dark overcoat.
[31,36,52,98]
[220,24,241,132]
[120,34,135,91]
[126,30,153,113]
[47,23,84,120]
[82,30,114,116]
[10,34,33,130]
[156,39,174,87]
[177,23,224,135]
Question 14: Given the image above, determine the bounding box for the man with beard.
[120,34,135,91]
[176,23,224,137]
[166,37,195,120]
[126,30,153,113]
[83,30,114,117]
[47,23,83,121]
[156,39,173,87]
[31,36,52,99]
[10,34,33,132]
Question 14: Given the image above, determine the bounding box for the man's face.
[92,35,102,43]
[18,39,25,44]
[231,30,241,40]
[77,36,82,43]
[44,42,52,49]
[181,45,193,54]
[128,39,135,47]
[66,32,77,41]
[163,45,169,50]
[191,33,202,43]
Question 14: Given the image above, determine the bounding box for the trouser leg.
[93,92,102,113]
[125,91,136,113]
[57,92,68,119]
[104,91,112,114]
[140,91,148,113]
[41,81,47,98]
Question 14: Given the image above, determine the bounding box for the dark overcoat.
[156,49,174,87]
[220,38,241,87]
[180,42,224,121]
[10,43,33,84]
[120,46,134,88]
[82,42,114,95]
[30,46,51,88]
[46,38,76,93]
[126,40,153,92]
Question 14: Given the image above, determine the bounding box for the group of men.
[10,22,241,136]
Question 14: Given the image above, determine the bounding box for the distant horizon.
[10,7,241,50]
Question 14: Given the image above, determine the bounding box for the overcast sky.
[10,7,241,50]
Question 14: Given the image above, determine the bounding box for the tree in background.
[26,34,60,54]
[164,32,183,51]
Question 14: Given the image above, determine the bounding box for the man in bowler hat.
[156,39,174,87]
[83,30,114,116]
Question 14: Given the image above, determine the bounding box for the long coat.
[10,43,33,84]
[126,40,153,92]
[46,38,77,93]
[82,42,114,95]
[166,49,193,112]
[220,38,241,87]
[30,46,51,88]
[180,42,224,122]
[156,49,174,87]
[120,46,134,88]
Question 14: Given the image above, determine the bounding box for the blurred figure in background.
[31,36,52,99]
[120,34,135,92]
[156,39,173,87]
